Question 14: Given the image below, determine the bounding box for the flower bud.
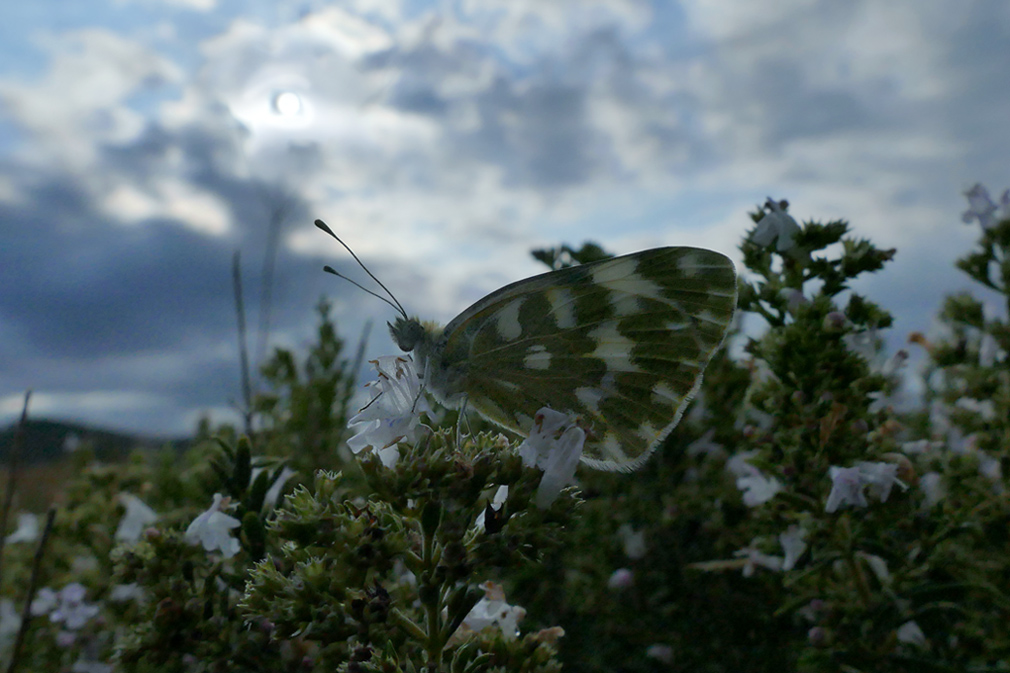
[607,568,634,590]
[808,626,828,647]
[823,312,847,331]
[882,452,917,486]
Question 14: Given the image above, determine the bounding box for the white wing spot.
[610,292,640,316]
[589,323,642,372]
[666,320,690,331]
[496,298,524,341]
[591,257,638,284]
[546,288,576,329]
[524,344,552,370]
[592,258,664,301]
[677,253,701,276]
[636,422,659,442]
[575,386,605,414]
[497,379,521,392]
[651,381,677,405]
[600,432,628,462]
[697,309,727,326]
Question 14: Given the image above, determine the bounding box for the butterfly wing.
[429,247,738,471]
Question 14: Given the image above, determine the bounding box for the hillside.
[0,418,190,465]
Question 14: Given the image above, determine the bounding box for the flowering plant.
[2,190,1009,672]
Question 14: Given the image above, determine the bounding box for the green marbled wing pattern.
[433,247,738,471]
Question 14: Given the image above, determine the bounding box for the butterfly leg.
[455,395,474,446]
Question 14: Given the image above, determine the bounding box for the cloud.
[0,0,1008,435]
[0,29,182,170]
[114,0,217,11]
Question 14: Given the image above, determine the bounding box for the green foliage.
[530,242,611,270]
[241,432,577,671]
[515,199,1010,672]
[3,194,1010,672]
[255,298,365,474]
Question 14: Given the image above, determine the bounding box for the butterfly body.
[388,246,737,472]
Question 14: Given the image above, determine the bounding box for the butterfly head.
[388,316,424,352]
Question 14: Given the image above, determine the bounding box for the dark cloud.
[2,0,1009,437]
[0,107,341,435]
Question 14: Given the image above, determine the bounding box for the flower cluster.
[347,355,430,467]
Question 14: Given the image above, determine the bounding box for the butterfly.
[317,221,738,472]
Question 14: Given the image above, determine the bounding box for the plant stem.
[0,392,31,592]
[6,507,56,673]
[232,251,255,439]
[420,520,444,670]
[841,516,873,608]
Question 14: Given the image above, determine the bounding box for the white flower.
[109,583,145,603]
[347,356,429,467]
[947,426,978,455]
[978,452,1001,480]
[71,659,112,673]
[825,462,907,513]
[881,349,909,377]
[901,439,941,455]
[955,397,996,420]
[929,399,951,436]
[943,428,1001,490]
[0,599,21,649]
[392,558,417,587]
[752,198,801,251]
[867,390,893,414]
[978,452,1003,493]
[979,332,1000,367]
[184,493,241,558]
[961,183,1010,230]
[474,485,508,531]
[920,472,945,508]
[71,555,98,574]
[734,542,784,577]
[617,524,646,560]
[779,525,808,571]
[856,461,905,503]
[460,581,525,640]
[645,644,674,664]
[607,568,634,590]
[260,466,297,510]
[115,494,158,542]
[518,408,584,509]
[738,472,782,507]
[6,512,39,544]
[686,429,724,458]
[843,329,878,362]
[896,620,927,648]
[30,588,58,616]
[856,551,890,585]
[825,466,868,512]
[45,583,100,630]
[726,451,781,507]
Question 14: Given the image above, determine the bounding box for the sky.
[1,0,1008,437]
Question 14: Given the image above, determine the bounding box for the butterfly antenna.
[322,266,402,314]
[315,219,409,319]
